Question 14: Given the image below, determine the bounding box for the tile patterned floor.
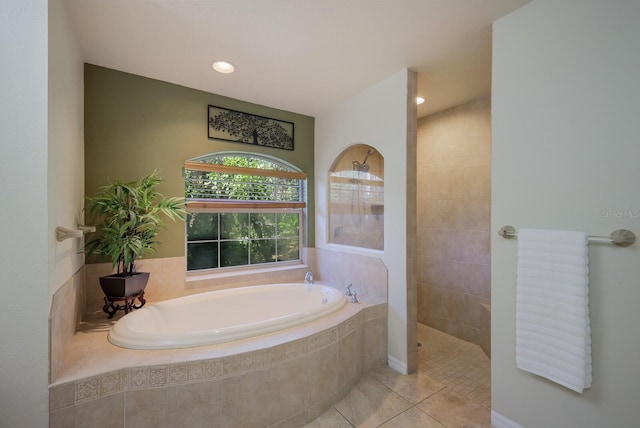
[304,323,491,428]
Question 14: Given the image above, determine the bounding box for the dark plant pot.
[99,272,150,298]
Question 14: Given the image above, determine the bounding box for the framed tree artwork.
[208,105,294,151]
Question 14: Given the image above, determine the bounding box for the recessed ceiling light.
[212,60,235,74]
[416,97,425,105]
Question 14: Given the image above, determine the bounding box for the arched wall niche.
[328,144,384,250]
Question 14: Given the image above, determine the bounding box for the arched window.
[328,144,384,250]
[184,152,306,271]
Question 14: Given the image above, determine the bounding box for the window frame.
[184,153,307,273]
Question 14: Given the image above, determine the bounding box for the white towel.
[516,228,592,393]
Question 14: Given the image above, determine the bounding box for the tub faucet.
[345,284,358,303]
[304,271,314,285]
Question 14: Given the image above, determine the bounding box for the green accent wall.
[84,64,315,261]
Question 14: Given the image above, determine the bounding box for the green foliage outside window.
[185,154,300,202]
[185,154,303,271]
[186,212,299,270]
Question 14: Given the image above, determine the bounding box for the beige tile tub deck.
[50,303,388,428]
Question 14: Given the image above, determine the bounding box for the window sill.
[186,262,310,291]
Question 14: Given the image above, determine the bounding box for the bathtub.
[108,282,347,349]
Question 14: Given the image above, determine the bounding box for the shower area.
[328,144,384,251]
[416,97,492,356]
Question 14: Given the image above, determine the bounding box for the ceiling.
[64,0,531,118]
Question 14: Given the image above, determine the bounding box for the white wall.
[492,1,640,426]
[0,0,84,424]
[315,69,416,372]
[0,1,50,426]
[49,0,85,300]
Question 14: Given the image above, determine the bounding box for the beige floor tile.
[302,408,354,428]
[334,376,412,428]
[416,388,491,428]
[417,324,490,408]
[378,406,445,428]
[369,365,446,404]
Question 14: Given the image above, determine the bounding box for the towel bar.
[55,225,96,242]
[498,225,635,247]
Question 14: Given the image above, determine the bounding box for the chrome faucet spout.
[304,271,314,285]
[345,284,353,296]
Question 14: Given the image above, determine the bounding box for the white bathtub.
[108,283,347,349]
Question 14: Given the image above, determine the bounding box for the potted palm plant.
[85,170,184,316]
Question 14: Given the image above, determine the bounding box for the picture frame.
[208,105,294,151]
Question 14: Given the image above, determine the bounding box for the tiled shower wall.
[417,97,491,346]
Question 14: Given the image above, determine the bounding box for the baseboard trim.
[387,355,408,374]
[492,411,524,428]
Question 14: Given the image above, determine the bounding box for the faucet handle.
[350,291,359,304]
[345,283,353,296]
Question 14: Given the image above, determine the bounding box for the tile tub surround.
[84,257,187,314]
[305,247,388,304]
[58,258,312,391]
[84,257,312,314]
[84,247,388,316]
[50,267,86,383]
[49,302,388,428]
